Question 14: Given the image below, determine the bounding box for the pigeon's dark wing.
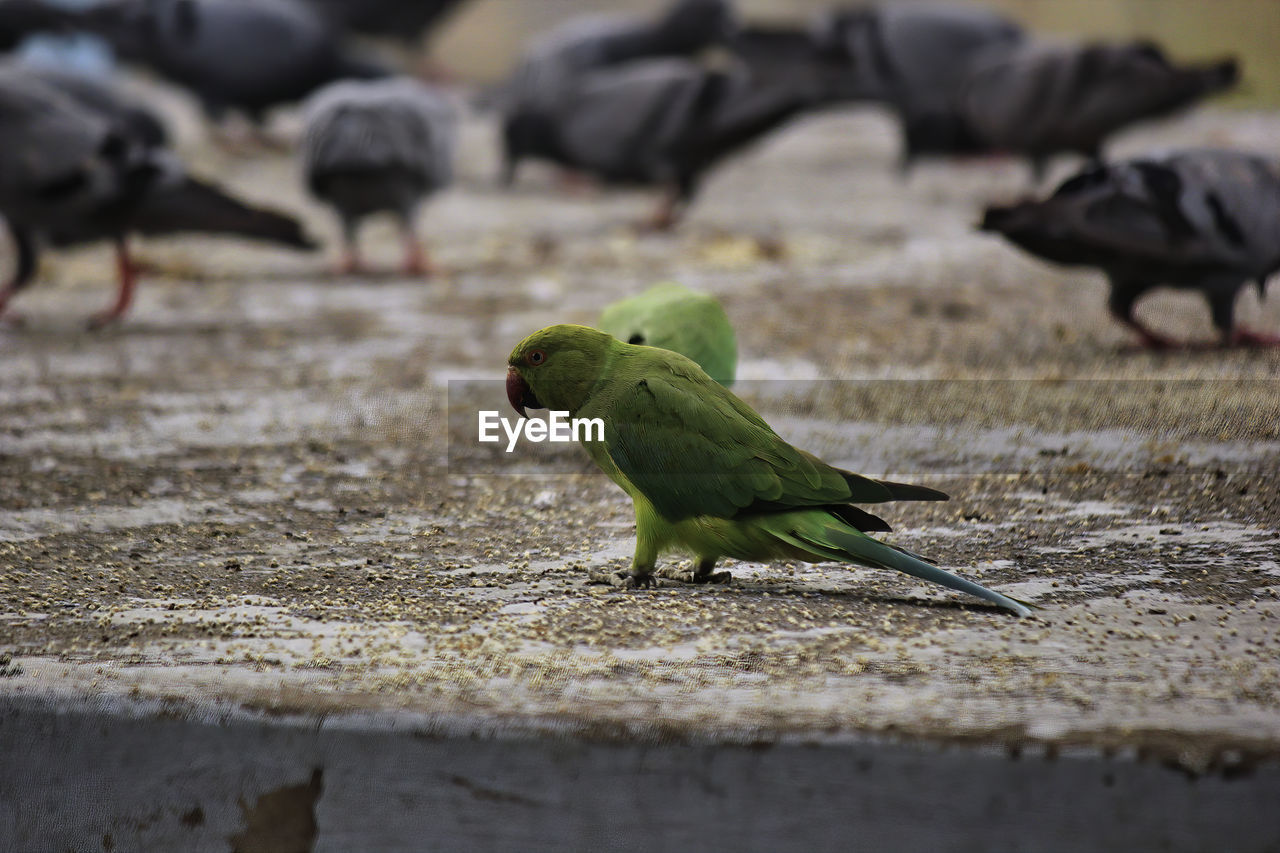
[502,0,733,116]
[818,3,1024,109]
[0,67,137,229]
[962,40,1238,158]
[22,65,168,147]
[302,0,468,42]
[553,59,713,180]
[0,0,81,50]
[84,0,387,120]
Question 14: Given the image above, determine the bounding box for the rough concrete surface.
[2,89,1279,850]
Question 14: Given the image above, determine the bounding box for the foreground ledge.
[2,692,1277,853]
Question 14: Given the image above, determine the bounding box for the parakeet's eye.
[628,334,645,345]
[526,349,547,366]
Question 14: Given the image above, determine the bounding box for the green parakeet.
[506,324,1032,617]
[599,282,738,386]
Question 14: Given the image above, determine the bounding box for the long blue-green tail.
[774,518,1033,617]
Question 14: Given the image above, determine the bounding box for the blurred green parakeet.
[599,282,737,386]
[506,324,1031,617]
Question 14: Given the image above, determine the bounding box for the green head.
[598,282,737,386]
[507,324,616,416]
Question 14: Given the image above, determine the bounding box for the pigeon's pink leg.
[87,238,138,329]
[0,282,25,327]
[1226,327,1280,348]
[639,188,682,233]
[400,230,435,277]
[333,243,364,276]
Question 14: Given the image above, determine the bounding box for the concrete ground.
[2,92,1279,850]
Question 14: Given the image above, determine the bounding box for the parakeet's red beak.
[506,367,541,416]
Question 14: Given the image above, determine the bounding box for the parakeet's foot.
[588,568,655,589]
[655,565,732,585]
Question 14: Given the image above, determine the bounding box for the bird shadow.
[309,268,447,285]
[1,320,254,340]
[1115,340,1220,355]
[740,582,1030,618]
[590,569,1033,619]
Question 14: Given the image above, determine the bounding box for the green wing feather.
[601,362,945,524]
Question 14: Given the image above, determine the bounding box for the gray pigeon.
[301,77,456,275]
[502,55,837,229]
[0,65,316,328]
[500,0,736,185]
[727,23,860,105]
[812,2,1025,167]
[957,40,1238,178]
[980,149,1280,349]
[302,0,468,43]
[83,0,388,129]
[18,64,169,146]
[0,0,81,50]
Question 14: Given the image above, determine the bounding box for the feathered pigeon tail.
[1146,55,1239,118]
[1186,57,1240,99]
[132,177,318,250]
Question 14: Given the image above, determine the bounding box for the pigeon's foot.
[332,250,364,277]
[85,309,125,331]
[636,207,679,234]
[125,257,168,278]
[1133,329,1185,351]
[555,169,598,197]
[1115,315,1188,351]
[88,241,138,329]
[213,121,291,156]
[402,257,437,277]
[588,568,655,589]
[0,279,25,323]
[413,57,456,84]
[656,564,732,585]
[400,240,437,278]
[1226,328,1280,348]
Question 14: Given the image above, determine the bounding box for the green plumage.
[598,281,738,386]
[507,324,1031,617]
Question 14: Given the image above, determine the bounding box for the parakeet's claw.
[587,568,655,589]
[656,565,732,585]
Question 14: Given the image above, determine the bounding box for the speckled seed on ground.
[0,101,1278,771]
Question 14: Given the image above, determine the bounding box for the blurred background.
[3,3,1279,849]
[432,0,1279,104]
